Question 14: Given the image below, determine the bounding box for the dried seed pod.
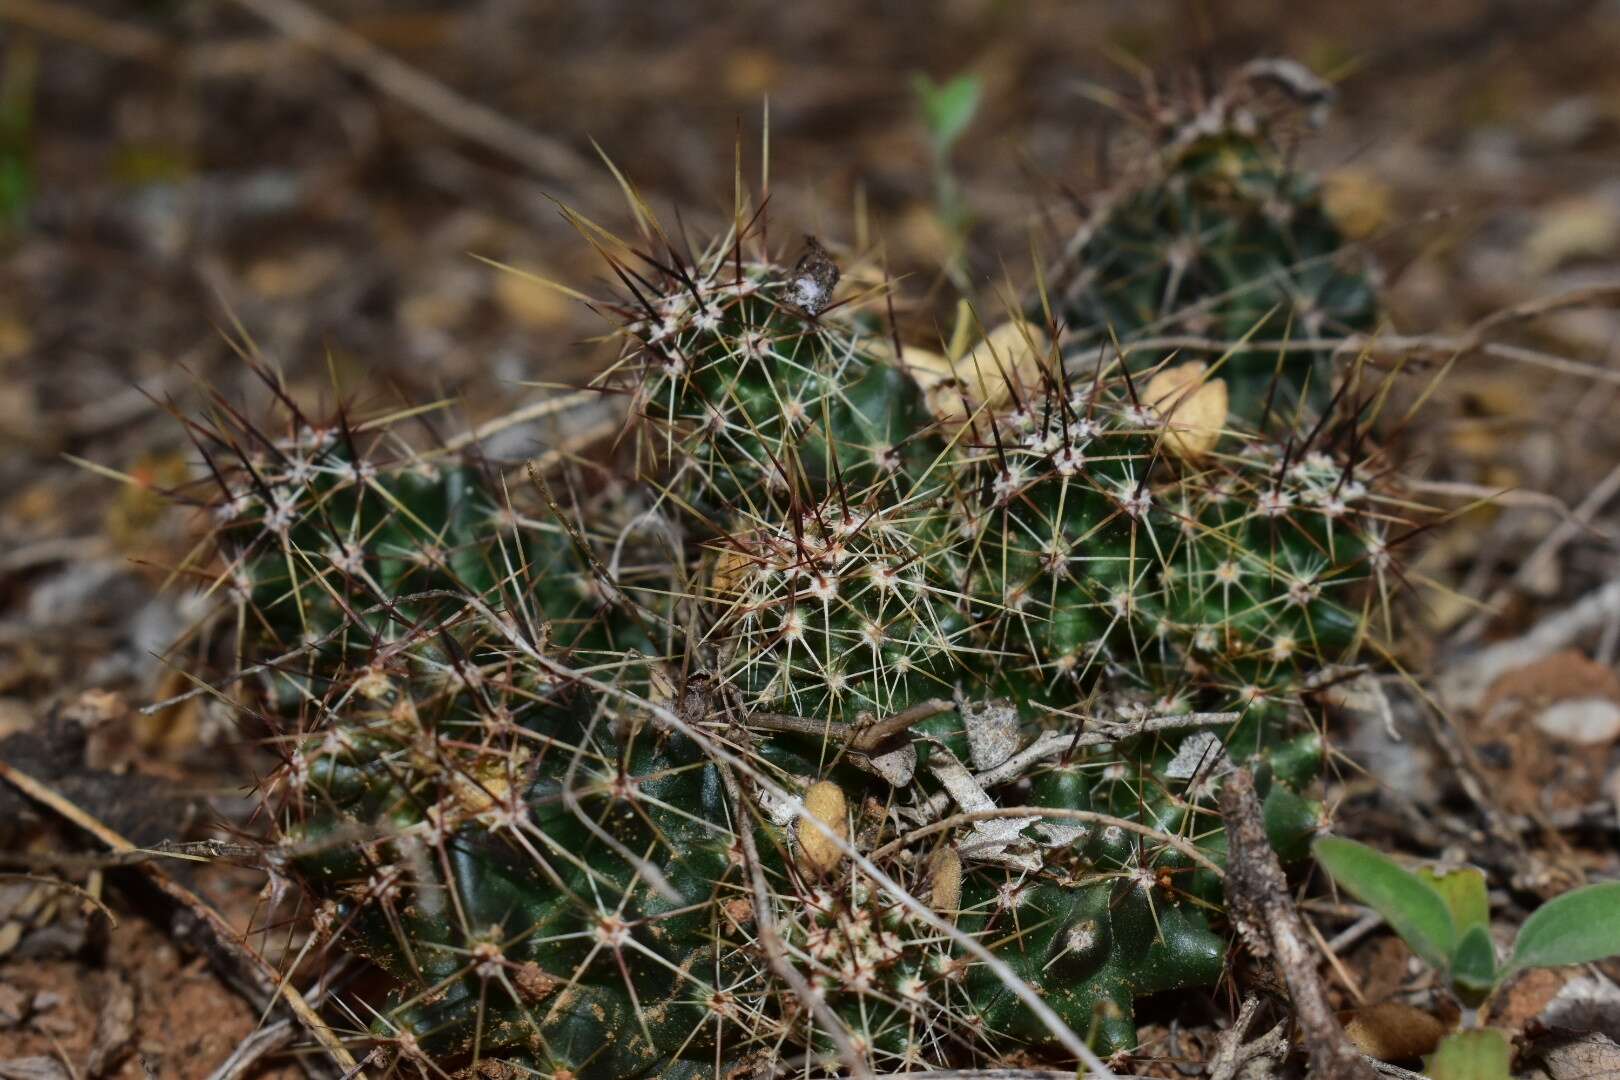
[1144,360,1228,459]
[928,846,963,919]
[797,780,849,873]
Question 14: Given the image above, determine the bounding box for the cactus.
[621,240,941,522]
[1046,78,1379,423]
[176,116,1410,1077]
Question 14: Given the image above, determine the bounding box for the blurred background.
[2,0,1620,1074]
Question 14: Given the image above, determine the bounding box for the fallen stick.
[229,0,597,191]
[1220,768,1376,1080]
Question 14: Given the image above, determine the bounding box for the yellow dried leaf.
[894,344,974,426]
[896,321,1051,426]
[797,780,849,874]
[1144,361,1228,459]
[1524,195,1620,275]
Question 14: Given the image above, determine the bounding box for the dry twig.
[228,0,598,191]
[0,0,166,59]
[1220,768,1376,1080]
[1207,996,1289,1080]
[869,805,1226,876]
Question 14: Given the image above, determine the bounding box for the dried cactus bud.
[797,779,849,873]
[789,236,840,316]
[1144,360,1228,459]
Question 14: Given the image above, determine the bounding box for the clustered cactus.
[181,83,1410,1078]
[1047,63,1379,423]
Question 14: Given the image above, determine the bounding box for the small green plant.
[0,36,38,233]
[911,70,981,278]
[1313,836,1620,1075]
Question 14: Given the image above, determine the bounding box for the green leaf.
[1509,881,1620,974]
[1450,924,1498,1001]
[1424,1029,1512,1080]
[1313,837,1456,971]
[911,73,981,156]
[1419,866,1489,935]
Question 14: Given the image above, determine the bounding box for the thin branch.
[869,805,1225,877]
[203,1019,297,1080]
[743,698,955,753]
[227,0,598,189]
[1220,769,1375,1080]
[0,872,118,927]
[0,758,365,1079]
[1453,456,1620,643]
[717,758,873,1080]
[0,0,166,59]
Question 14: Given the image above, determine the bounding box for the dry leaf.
[1542,975,1620,1043]
[1343,1001,1450,1062]
[1535,699,1620,746]
[708,547,754,596]
[0,984,26,1028]
[1524,194,1620,274]
[1534,1031,1620,1080]
[898,321,1051,426]
[1322,167,1395,239]
[957,320,1048,410]
[895,344,974,425]
[864,740,917,786]
[962,700,1019,772]
[0,1059,71,1080]
[88,978,135,1077]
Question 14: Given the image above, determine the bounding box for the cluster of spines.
[610,251,939,524]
